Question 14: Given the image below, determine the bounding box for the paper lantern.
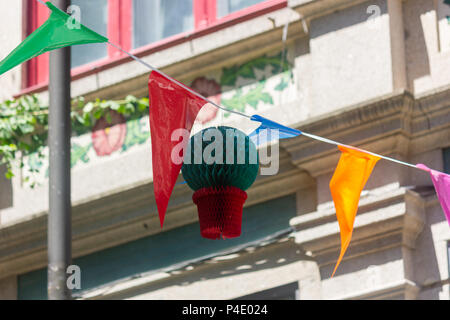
[182,126,259,239]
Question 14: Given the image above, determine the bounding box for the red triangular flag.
[148,71,207,227]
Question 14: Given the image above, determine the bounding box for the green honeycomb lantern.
[182,126,259,239]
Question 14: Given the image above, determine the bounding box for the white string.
[110,47,433,172]
[107,42,251,119]
[33,0,430,173]
[35,0,249,119]
[301,132,419,169]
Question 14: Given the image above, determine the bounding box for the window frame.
[22,0,287,93]
[25,0,128,89]
[444,147,450,174]
[234,282,299,300]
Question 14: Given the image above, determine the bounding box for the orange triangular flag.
[329,145,380,277]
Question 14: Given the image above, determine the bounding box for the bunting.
[329,145,380,276]
[0,0,447,258]
[0,1,107,76]
[417,164,450,226]
[148,71,207,227]
[249,115,302,146]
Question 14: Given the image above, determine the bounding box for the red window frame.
[23,0,286,93]
[25,0,50,89]
[25,0,133,89]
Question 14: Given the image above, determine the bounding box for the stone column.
[0,276,17,300]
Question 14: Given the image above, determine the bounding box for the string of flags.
[0,0,448,276]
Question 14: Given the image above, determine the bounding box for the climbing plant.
[0,94,149,180]
[220,51,294,117]
[0,50,294,181]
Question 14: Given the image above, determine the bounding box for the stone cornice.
[288,0,371,21]
[288,91,415,136]
[2,85,448,279]
[410,84,450,154]
[79,8,307,102]
[78,230,296,300]
[0,149,308,279]
[279,89,449,176]
[337,279,420,300]
[415,83,450,112]
[281,91,415,176]
[289,185,430,268]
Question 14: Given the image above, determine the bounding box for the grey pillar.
[47,0,72,300]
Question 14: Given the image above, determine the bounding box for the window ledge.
[16,0,288,99]
[288,0,369,19]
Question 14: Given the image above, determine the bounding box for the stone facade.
[0,0,449,300]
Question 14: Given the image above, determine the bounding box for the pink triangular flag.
[417,164,450,226]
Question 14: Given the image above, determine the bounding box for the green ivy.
[121,118,149,152]
[221,80,274,117]
[274,70,294,92]
[219,51,293,116]
[0,94,149,179]
[220,52,291,88]
[71,143,92,168]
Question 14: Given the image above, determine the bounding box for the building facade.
[0,0,449,300]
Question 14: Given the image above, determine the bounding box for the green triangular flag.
[0,1,108,76]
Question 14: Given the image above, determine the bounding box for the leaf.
[220,52,292,88]
[259,92,274,105]
[71,143,92,168]
[83,112,92,127]
[18,141,31,151]
[5,169,14,179]
[0,93,159,182]
[220,67,235,87]
[237,64,256,79]
[275,70,294,92]
[93,108,103,120]
[27,152,44,172]
[126,95,137,103]
[18,122,35,135]
[83,102,94,113]
[125,102,135,114]
[121,119,149,152]
[137,100,148,112]
[221,80,273,112]
[109,101,120,110]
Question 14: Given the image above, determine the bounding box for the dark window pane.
[234,282,299,300]
[133,0,194,49]
[71,0,108,68]
[217,0,266,18]
[18,195,297,299]
[448,242,450,283]
[444,148,450,174]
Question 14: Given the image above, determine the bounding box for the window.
[25,0,284,89]
[133,0,194,49]
[448,241,450,297]
[218,0,266,17]
[448,240,450,266]
[444,147,450,174]
[18,195,297,299]
[25,0,113,87]
[234,282,299,300]
[71,0,108,68]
